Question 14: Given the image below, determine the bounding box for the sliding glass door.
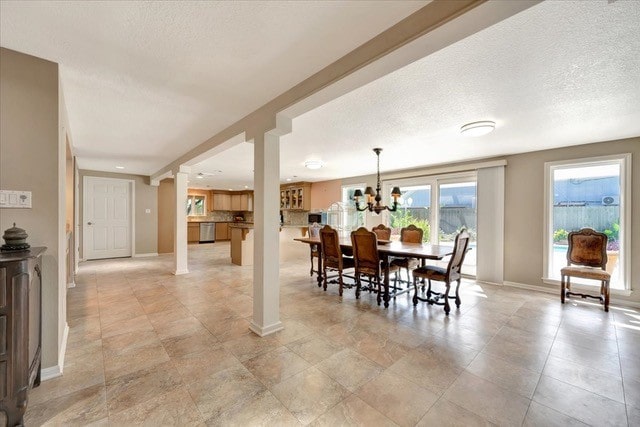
[385,173,477,277]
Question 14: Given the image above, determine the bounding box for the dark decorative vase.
[1,223,31,252]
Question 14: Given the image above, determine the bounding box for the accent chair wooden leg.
[338,271,344,296]
[322,266,328,291]
[376,275,382,306]
[604,280,610,312]
[560,275,565,304]
[444,282,451,315]
[412,275,418,306]
[426,279,433,299]
[355,274,361,299]
[455,279,461,308]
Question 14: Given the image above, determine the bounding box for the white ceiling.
[0,0,426,175]
[189,0,640,190]
[1,1,639,191]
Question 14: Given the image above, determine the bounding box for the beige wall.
[503,137,639,304]
[158,178,174,254]
[78,170,158,257]
[0,47,63,368]
[310,179,342,211]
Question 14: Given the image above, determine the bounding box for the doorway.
[83,176,134,260]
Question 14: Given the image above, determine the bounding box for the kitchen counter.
[229,223,310,266]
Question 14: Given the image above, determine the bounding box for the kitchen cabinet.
[212,191,253,211]
[280,182,311,210]
[187,223,200,243]
[215,222,230,241]
[212,192,231,211]
[231,194,242,211]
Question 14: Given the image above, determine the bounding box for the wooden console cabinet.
[0,248,45,426]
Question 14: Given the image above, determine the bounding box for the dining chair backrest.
[566,228,608,269]
[446,228,470,278]
[320,225,343,268]
[372,224,391,241]
[308,222,321,239]
[400,224,423,244]
[351,227,380,276]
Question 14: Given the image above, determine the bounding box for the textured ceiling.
[1,1,638,191]
[190,0,640,190]
[0,0,426,174]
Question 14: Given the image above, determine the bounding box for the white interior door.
[83,176,133,260]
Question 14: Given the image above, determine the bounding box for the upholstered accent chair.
[319,225,354,296]
[561,228,610,312]
[390,224,424,282]
[371,224,391,241]
[350,227,399,304]
[411,228,470,315]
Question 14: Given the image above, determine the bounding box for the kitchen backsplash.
[283,210,308,225]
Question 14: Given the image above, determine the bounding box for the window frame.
[543,153,632,293]
[187,194,207,216]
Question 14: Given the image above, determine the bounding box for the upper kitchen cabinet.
[280,182,311,210]
[212,190,253,211]
[212,191,231,211]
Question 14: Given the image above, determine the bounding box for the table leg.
[383,253,390,308]
[316,245,323,287]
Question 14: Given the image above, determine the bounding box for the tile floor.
[24,242,639,426]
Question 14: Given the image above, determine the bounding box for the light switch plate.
[0,190,32,208]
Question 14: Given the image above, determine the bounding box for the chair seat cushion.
[390,257,419,269]
[561,266,610,281]
[413,265,460,282]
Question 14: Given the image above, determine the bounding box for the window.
[385,172,477,277]
[187,195,206,216]
[544,154,631,290]
[340,183,365,231]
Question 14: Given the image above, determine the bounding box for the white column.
[250,131,283,336]
[173,166,190,275]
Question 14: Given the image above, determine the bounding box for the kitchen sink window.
[187,195,206,216]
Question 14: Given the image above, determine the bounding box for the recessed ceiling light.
[196,174,204,179]
[460,121,496,137]
[244,185,249,189]
[305,160,323,170]
[286,178,292,182]
[115,166,125,169]
[228,188,233,191]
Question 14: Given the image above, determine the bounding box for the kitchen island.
[229,223,310,266]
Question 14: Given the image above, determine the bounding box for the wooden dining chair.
[561,228,610,312]
[351,227,399,304]
[411,228,470,315]
[390,224,423,283]
[319,225,354,296]
[371,224,391,241]
[308,224,321,277]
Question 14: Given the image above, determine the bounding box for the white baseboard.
[134,252,159,258]
[173,269,189,275]
[503,281,640,309]
[40,365,63,381]
[41,322,69,381]
[249,321,284,337]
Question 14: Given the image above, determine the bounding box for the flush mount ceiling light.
[115,166,125,170]
[196,173,204,179]
[460,121,496,137]
[304,160,323,170]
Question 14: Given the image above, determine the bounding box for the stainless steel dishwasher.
[199,222,215,243]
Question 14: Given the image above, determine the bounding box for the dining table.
[294,235,454,307]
